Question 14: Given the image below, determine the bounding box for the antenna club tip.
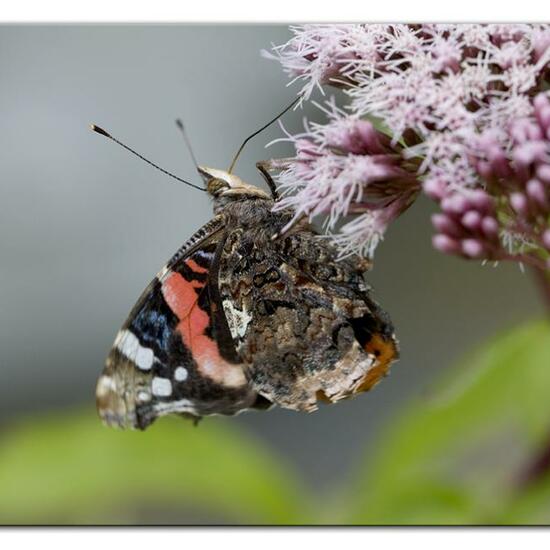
[90,124,111,138]
[175,119,184,130]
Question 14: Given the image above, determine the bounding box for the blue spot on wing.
[129,287,177,361]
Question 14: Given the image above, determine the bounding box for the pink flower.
[266,24,550,270]
[272,107,421,256]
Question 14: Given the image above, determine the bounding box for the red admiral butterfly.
[93,106,398,430]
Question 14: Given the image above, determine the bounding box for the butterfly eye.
[206,178,229,196]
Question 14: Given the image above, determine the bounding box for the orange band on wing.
[185,258,209,274]
[355,333,397,393]
[161,271,245,388]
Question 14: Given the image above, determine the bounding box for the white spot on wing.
[174,366,188,382]
[152,377,172,397]
[115,329,155,371]
[222,300,252,340]
[115,330,138,357]
[135,346,154,371]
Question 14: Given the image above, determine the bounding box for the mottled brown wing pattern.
[218,223,399,412]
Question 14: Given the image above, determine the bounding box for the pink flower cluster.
[426,92,550,270]
[273,101,421,257]
[266,24,550,269]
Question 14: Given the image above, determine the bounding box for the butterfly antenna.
[175,119,201,174]
[90,124,206,192]
[227,96,300,174]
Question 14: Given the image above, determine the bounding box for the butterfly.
[94,117,398,430]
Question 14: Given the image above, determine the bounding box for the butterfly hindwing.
[218,224,398,412]
[96,218,258,429]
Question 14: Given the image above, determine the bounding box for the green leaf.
[0,412,311,524]
[346,319,550,524]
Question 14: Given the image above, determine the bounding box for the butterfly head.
[199,166,271,201]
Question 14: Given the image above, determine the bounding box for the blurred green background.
[0,25,547,524]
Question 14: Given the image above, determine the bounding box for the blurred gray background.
[0,25,543,492]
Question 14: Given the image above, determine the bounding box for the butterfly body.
[96,166,398,429]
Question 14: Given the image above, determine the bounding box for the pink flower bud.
[325,129,353,153]
[542,228,550,251]
[354,156,402,183]
[432,213,463,237]
[461,238,485,258]
[469,189,494,213]
[476,160,493,179]
[433,234,460,254]
[476,130,500,150]
[487,149,512,178]
[486,144,503,159]
[481,216,499,239]
[510,192,529,216]
[527,123,543,141]
[423,178,447,200]
[356,120,390,154]
[537,107,550,133]
[473,133,511,179]
[441,194,469,215]
[534,93,550,112]
[513,141,547,167]
[510,118,542,143]
[461,210,482,231]
[526,178,547,208]
[325,120,394,155]
[536,164,550,184]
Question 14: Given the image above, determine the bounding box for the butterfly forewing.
[96,219,258,429]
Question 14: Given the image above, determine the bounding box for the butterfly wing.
[218,226,398,412]
[96,217,261,430]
